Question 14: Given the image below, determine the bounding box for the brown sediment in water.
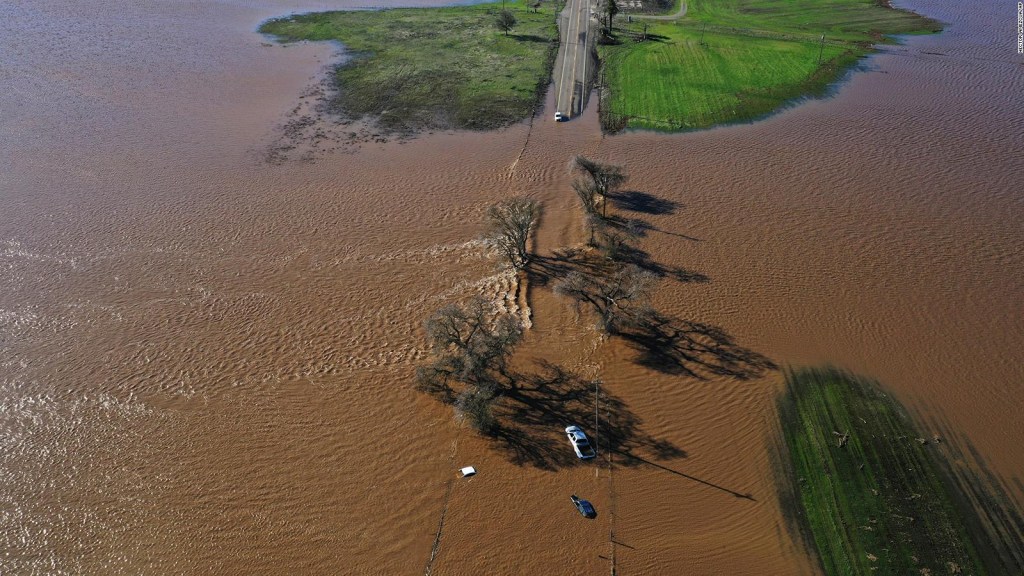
[0,0,1022,574]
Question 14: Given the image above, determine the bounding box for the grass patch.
[630,0,681,15]
[260,0,558,132]
[599,0,941,130]
[779,367,989,575]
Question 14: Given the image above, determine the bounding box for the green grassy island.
[261,0,939,133]
[600,0,941,130]
[259,0,558,132]
[779,367,989,575]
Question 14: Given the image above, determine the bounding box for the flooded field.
[1,0,1021,573]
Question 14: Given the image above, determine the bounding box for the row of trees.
[415,155,652,434]
[416,197,540,431]
[415,154,649,434]
[559,155,660,332]
[570,154,628,247]
[414,154,769,443]
[561,156,775,381]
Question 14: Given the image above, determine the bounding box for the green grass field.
[260,1,557,132]
[600,0,940,130]
[779,367,988,575]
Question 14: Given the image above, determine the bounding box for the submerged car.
[554,111,565,122]
[565,425,596,459]
[570,494,596,518]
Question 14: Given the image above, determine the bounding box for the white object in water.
[459,466,476,477]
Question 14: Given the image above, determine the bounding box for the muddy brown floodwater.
[1,0,1022,574]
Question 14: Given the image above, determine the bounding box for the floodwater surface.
[1,0,1022,574]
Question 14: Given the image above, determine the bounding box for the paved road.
[552,0,594,120]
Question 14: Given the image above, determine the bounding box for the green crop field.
[260,1,557,132]
[684,0,938,42]
[600,0,940,130]
[779,367,988,575]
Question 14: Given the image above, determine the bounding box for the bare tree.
[417,296,522,435]
[572,179,601,217]
[483,197,540,270]
[495,9,517,36]
[595,219,642,260]
[572,179,601,244]
[573,155,628,217]
[423,296,523,385]
[456,384,498,432]
[555,264,657,332]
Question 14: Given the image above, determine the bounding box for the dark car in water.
[570,494,596,518]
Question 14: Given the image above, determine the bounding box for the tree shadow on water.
[615,310,776,380]
[528,246,708,289]
[488,360,686,471]
[609,190,680,215]
[487,361,757,499]
[608,190,701,242]
[526,246,771,381]
[597,221,710,284]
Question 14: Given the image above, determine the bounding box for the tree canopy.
[495,9,518,36]
[483,197,540,270]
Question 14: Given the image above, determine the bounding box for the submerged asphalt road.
[552,0,594,120]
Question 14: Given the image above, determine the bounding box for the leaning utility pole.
[817,33,826,63]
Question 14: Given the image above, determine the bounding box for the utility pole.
[699,22,706,46]
[594,379,600,478]
[817,33,825,64]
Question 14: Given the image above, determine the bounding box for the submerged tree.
[572,179,601,217]
[555,263,656,332]
[573,155,627,218]
[495,9,518,36]
[424,296,523,384]
[417,296,523,435]
[456,384,498,432]
[572,179,602,245]
[595,218,643,261]
[483,197,540,270]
